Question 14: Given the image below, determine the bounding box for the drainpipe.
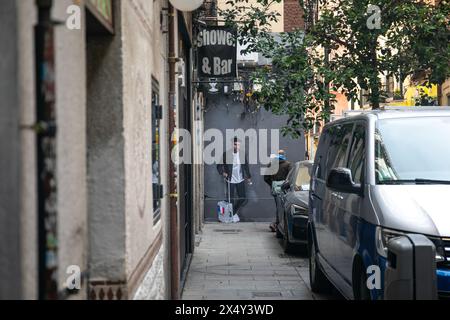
[168,4,180,300]
[35,0,58,300]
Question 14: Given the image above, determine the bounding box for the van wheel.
[354,262,371,300]
[309,238,331,293]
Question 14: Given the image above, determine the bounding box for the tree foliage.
[220,0,450,137]
[309,0,450,109]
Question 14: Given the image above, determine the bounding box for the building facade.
[0,0,197,300]
[284,0,305,31]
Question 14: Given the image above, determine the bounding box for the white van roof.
[331,106,450,122]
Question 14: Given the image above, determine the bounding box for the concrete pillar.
[86,0,127,298]
[0,0,39,300]
[0,0,22,300]
[87,0,169,300]
[52,0,88,300]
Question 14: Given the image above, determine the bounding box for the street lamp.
[169,0,204,12]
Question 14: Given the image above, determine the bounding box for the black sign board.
[197,27,237,79]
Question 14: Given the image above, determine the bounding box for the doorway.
[178,13,194,288]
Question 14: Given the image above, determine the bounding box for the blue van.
[308,108,450,300]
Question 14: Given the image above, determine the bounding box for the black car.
[275,161,313,253]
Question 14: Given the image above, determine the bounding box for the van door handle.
[331,192,344,200]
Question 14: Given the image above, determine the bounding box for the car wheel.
[275,224,283,239]
[283,215,295,253]
[309,237,331,294]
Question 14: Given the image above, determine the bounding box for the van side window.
[315,131,330,180]
[348,124,366,184]
[325,124,354,178]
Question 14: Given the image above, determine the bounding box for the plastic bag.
[218,201,234,223]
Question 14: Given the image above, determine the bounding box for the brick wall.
[283,0,305,32]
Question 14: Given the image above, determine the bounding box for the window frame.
[152,77,162,225]
[346,122,367,185]
[295,165,312,191]
[324,122,354,180]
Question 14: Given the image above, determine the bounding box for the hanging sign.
[197,27,237,79]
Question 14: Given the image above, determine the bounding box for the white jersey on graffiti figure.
[231,152,244,184]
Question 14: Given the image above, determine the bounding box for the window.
[375,117,450,183]
[295,166,311,191]
[286,164,297,186]
[348,124,366,184]
[325,123,354,178]
[315,130,331,180]
[152,78,163,225]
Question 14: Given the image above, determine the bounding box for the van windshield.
[375,116,450,184]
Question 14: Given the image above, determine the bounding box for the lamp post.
[169,0,204,12]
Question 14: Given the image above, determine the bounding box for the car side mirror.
[327,168,363,196]
[281,181,290,192]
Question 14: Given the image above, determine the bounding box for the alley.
[2,0,448,302]
[182,223,339,300]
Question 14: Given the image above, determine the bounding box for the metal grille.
[443,238,450,267]
[428,237,449,269]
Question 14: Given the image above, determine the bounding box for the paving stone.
[204,280,229,289]
[228,280,258,289]
[290,289,315,299]
[182,295,205,300]
[279,280,308,290]
[204,288,239,296]
[229,269,275,276]
[247,260,273,265]
[205,269,229,275]
[273,275,303,280]
[274,270,299,276]
[227,274,255,281]
[251,274,279,281]
[236,290,254,299]
[253,281,282,290]
[208,264,252,270]
[251,291,282,298]
[182,222,338,301]
[205,274,233,280]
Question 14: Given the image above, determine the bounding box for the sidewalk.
[182,222,336,300]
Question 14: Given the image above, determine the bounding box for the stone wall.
[0,0,88,299]
[86,0,128,291]
[53,0,88,300]
[17,0,38,300]
[217,0,285,33]
[1,0,173,300]
[0,0,23,300]
[88,0,170,300]
[133,245,166,300]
